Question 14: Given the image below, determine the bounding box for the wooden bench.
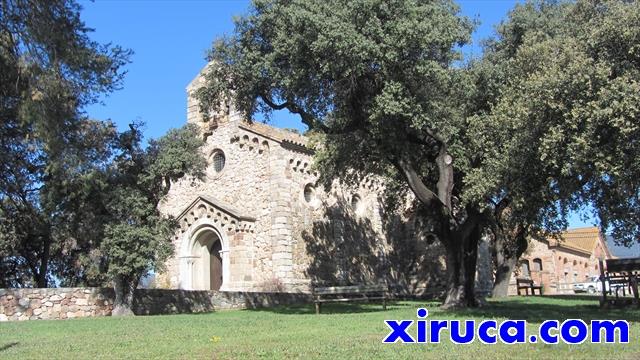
[599,258,640,308]
[312,284,388,314]
[516,278,543,296]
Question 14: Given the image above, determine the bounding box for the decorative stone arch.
[175,195,255,291]
[178,219,229,290]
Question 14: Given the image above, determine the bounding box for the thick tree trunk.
[33,237,50,288]
[463,224,481,301]
[112,275,137,316]
[491,225,528,298]
[492,256,518,298]
[35,271,48,288]
[442,241,468,309]
[441,225,481,309]
[391,153,483,309]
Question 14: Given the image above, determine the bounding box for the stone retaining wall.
[132,289,312,315]
[0,288,114,321]
[0,288,312,321]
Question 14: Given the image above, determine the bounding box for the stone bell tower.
[185,63,242,137]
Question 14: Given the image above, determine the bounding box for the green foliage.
[197,0,501,308]
[0,1,205,290]
[472,0,640,244]
[197,0,474,203]
[101,123,205,285]
[145,124,207,195]
[198,0,639,302]
[0,0,130,287]
[101,188,174,281]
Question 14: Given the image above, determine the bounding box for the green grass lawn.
[0,295,637,359]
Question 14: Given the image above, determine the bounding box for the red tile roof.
[549,227,601,254]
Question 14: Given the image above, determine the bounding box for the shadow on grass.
[448,295,640,323]
[244,295,640,322]
[245,301,426,315]
[543,294,601,301]
[0,342,18,352]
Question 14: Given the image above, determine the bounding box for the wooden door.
[209,241,223,290]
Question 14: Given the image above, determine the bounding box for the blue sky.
[80,0,518,136]
[79,0,596,229]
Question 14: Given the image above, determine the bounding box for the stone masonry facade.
[155,65,448,295]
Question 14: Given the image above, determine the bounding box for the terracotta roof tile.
[549,227,601,254]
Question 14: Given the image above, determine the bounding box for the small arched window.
[303,184,315,203]
[212,151,225,172]
[533,258,543,271]
[351,195,361,212]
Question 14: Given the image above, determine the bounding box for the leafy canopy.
[0,0,130,287]
[471,0,640,243]
[198,0,475,204]
[101,123,206,284]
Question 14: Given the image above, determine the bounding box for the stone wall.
[133,289,312,315]
[0,288,312,321]
[0,288,114,321]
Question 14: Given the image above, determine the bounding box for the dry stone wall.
[0,288,312,321]
[0,288,113,321]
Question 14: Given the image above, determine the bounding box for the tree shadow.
[246,302,401,315]
[0,342,19,352]
[133,289,217,315]
[300,195,447,296]
[448,296,640,323]
[544,294,601,301]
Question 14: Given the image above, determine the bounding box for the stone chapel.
[156,66,447,294]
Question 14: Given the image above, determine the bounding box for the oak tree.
[196,0,487,308]
[0,0,130,287]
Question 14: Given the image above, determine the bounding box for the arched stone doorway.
[191,227,224,290]
[179,219,231,291]
[175,196,256,291]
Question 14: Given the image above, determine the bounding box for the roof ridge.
[562,226,599,231]
[549,227,601,254]
[239,120,307,144]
